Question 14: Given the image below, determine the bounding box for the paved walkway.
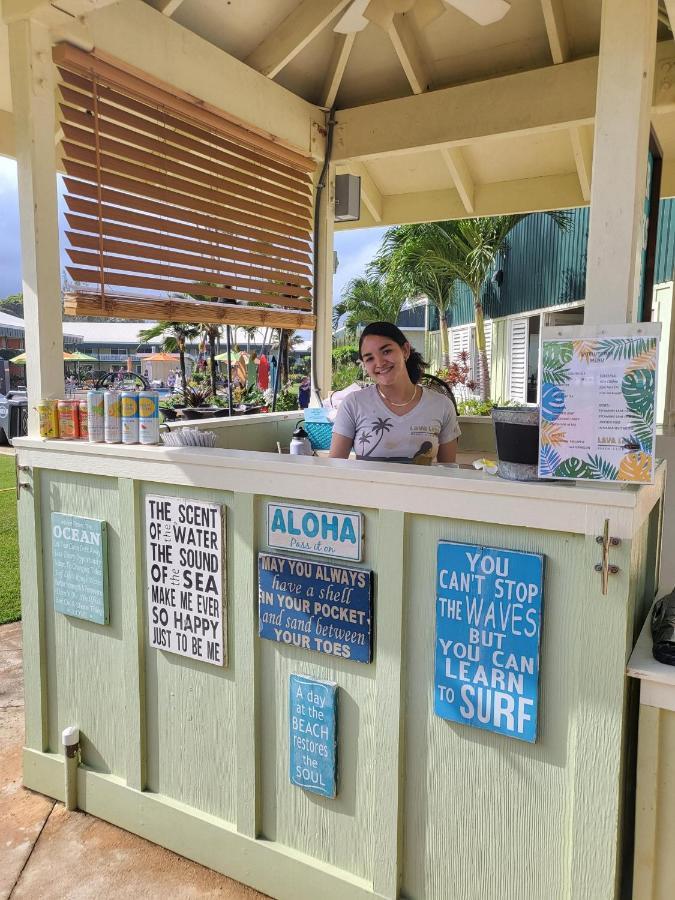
[0,622,267,899]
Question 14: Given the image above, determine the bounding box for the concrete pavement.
[0,622,267,899]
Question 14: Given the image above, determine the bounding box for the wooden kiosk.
[2,1,673,898]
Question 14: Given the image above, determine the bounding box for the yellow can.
[37,400,59,439]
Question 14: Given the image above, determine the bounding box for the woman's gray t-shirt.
[332,385,461,464]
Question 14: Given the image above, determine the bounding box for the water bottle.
[289,425,312,456]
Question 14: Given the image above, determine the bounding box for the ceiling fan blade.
[334,0,371,33]
[443,0,511,26]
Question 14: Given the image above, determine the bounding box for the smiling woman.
[329,321,460,464]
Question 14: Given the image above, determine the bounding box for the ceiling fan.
[334,0,511,34]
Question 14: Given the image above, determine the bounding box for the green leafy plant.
[332,363,362,391]
[332,345,360,368]
[180,383,214,408]
[242,385,265,406]
[275,388,299,411]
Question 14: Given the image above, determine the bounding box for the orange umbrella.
[143,352,180,362]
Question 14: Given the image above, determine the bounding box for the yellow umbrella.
[11,351,74,364]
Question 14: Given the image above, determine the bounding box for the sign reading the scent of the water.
[289,674,337,798]
[258,553,372,662]
[435,541,544,743]
[145,495,225,666]
[539,325,660,483]
[52,513,109,624]
[267,503,363,561]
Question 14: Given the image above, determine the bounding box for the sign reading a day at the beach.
[52,513,109,624]
[258,553,372,662]
[289,674,337,798]
[539,325,660,483]
[267,502,363,561]
[145,495,225,666]
[435,541,544,743]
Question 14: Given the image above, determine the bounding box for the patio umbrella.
[143,352,180,362]
[10,351,75,364]
[66,351,97,362]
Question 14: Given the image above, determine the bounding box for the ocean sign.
[434,541,544,743]
[52,513,109,624]
[145,495,226,666]
[289,674,337,798]
[258,553,372,662]
[267,503,363,561]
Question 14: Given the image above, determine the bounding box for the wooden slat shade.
[56,47,316,329]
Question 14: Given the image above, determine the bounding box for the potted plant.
[178,383,219,419]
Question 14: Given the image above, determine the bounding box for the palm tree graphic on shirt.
[358,416,393,457]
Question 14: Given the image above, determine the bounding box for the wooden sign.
[258,553,372,662]
[435,541,544,743]
[52,513,109,624]
[145,495,225,666]
[289,674,337,798]
[267,503,363,561]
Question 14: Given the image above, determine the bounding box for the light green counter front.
[13,431,665,900]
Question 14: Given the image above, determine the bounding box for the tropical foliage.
[138,321,200,391]
[333,273,407,334]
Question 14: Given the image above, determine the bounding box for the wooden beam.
[387,13,429,95]
[321,32,355,108]
[0,110,16,158]
[157,0,185,16]
[2,0,118,24]
[540,0,570,64]
[569,124,593,202]
[665,1,675,35]
[245,0,352,79]
[336,173,586,229]
[333,55,598,161]
[344,161,383,222]
[63,293,317,330]
[440,147,474,214]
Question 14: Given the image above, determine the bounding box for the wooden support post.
[584,0,658,325]
[312,159,335,402]
[8,18,64,432]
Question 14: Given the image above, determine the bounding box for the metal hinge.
[15,456,32,500]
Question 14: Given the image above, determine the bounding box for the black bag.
[651,591,675,665]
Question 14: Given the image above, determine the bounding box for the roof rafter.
[569,125,593,202]
[246,0,353,79]
[157,0,186,17]
[540,0,569,65]
[345,162,383,222]
[387,12,430,95]
[664,1,675,34]
[333,56,598,162]
[321,32,356,108]
[440,147,475,213]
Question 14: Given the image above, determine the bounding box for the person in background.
[298,376,311,409]
[329,321,460,464]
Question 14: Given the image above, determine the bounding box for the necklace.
[377,383,418,407]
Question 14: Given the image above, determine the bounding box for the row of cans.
[38,391,160,445]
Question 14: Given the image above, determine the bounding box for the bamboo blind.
[54,45,317,330]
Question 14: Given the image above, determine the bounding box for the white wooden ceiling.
[1,0,675,228]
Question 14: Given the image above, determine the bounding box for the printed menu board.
[539,327,660,483]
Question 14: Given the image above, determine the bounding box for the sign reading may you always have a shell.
[539,325,660,483]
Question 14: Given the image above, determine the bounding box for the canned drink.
[138,391,159,444]
[77,401,89,440]
[37,400,59,439]
[121,391,139,444]
[104,391,122,444]
[87,391,105,443]
[57,400,80,440]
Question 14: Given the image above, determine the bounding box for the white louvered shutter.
[450,325,471,362]
[507,317,528,403]
[484,320,493,372]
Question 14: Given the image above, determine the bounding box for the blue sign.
[52,513,109,625]
[434,541,544,743]
[289,674,337,798]
[258,553,372,662]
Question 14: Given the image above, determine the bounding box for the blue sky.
[0,155,385,309]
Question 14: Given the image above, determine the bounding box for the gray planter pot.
[491,406,540,481]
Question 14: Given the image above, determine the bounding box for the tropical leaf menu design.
[538,334,657,483]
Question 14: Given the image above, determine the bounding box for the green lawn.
[0,455,20,624]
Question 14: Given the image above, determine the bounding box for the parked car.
[0,390,28,444]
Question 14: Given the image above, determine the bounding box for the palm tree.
[423,213,570,400]
[200,323,221,397]
[333,273,407,335]
[138,321,200,390]
[372,223,459,369]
